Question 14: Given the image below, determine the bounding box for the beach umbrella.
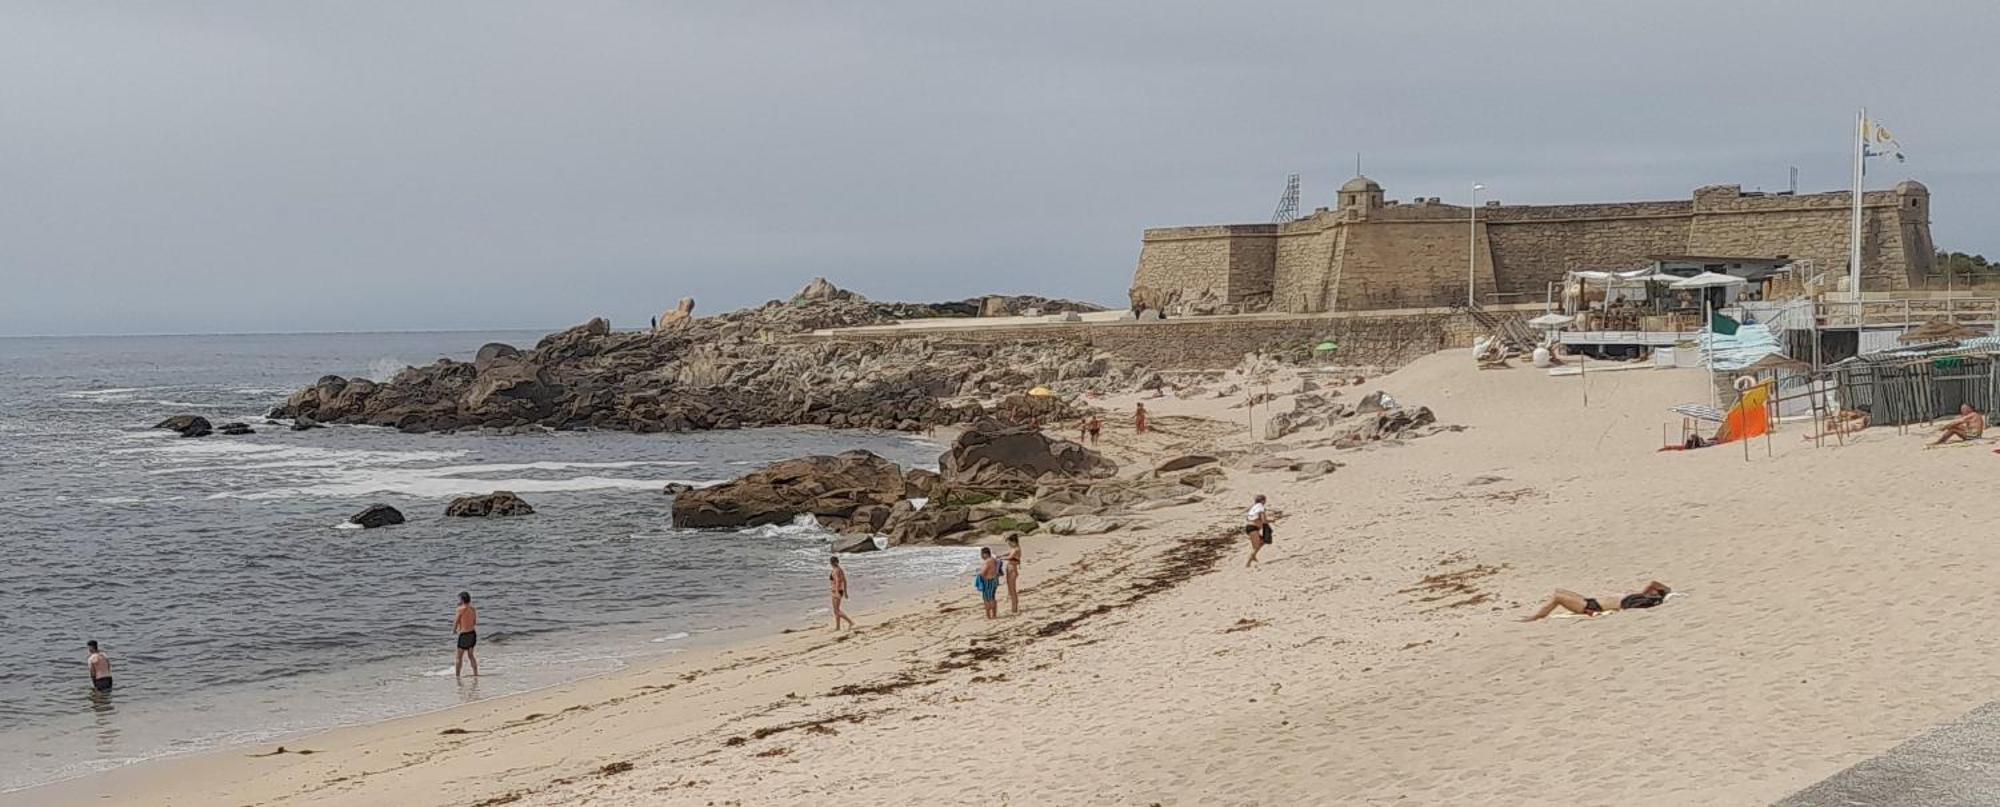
[1313,341,1338,353]
[1527,313,1575,329]
[1027,386,1053,397]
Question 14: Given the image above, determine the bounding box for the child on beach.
[829,556,855,631]
[975,548,1001,619]
[454,592,480,679]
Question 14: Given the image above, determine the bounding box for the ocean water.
[0,331,970,792]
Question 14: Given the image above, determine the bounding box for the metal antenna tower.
[1271,173,1301,222]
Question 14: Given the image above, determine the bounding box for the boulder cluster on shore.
[268,280,1118,436]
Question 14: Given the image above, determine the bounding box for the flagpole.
[1849,108,1866,300]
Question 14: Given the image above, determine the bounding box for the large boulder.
[464,362,558,415]
[882,505,972,545]
[445,491,535,517]
[1155,454,1217,473]
[1043,514,1124,536]
[902,468,940,499]
[216,422,255,436]
[671,450,905,528]
[153,415,212,438]
[795,277,852,302]
[473,343,522,372]
[657,298,696,330]
[348,504,405,529]
[832,533,883,554]
[938,421,1116,494]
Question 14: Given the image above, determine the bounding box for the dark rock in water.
[291,416,324,432]
[349,504,405,529]
[444,491,535,518]
[1155,454,1218,473]
[661,482,694,496]
[217,422,255,436]
[938,421,1117,494]
[831,533,881,554]
[154,415,212,438]
[670,450,904,529]
[882,504,971,545]
[902,468,940,499]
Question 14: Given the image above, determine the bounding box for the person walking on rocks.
[828,556,856,631]
[975,547,1001,619]
[453,591,480,679]
[1134,403,1149,434]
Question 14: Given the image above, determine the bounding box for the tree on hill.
[1935,250,1995,275]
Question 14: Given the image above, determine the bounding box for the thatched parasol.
[1897,316,1988,345]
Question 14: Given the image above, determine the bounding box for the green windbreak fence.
[1834,355,2000,426]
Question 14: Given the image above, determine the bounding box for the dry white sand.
[22,350,2000,806]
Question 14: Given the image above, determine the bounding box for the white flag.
[1863,118,1905,163]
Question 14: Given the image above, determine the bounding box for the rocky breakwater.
[271,279,1127,435]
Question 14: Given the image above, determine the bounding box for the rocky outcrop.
[445,491,535,517]
[882,504,972,545]
[832,533,882,553]
[902,468,940,499]
[795,277,852,302]
[154,415,212,438]
[657,298,695,330]
[939,421,1117,494]
[671,450,904,528]
[1155,454,1217,473]
[349,504,405,529]
[1043,514,1124,536]
[270,288,1129,436]
[217,422,255,435]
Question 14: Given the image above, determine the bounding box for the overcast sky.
[2,1,1993,336]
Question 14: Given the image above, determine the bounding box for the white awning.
[1669,271,1748,289]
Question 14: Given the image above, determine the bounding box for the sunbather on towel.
[1804,408,1869,441]
[1931,404,1986,445]
[1520,581,1671,622]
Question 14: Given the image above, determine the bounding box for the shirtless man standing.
[453,592,480,679]
[86,640,113,693]
[828,556,855,631]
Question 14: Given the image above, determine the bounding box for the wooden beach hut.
[1832,338,2000,427]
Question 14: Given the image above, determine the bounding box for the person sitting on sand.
[1519,581,1671,621]
[86,640,112,693]
[453,591,480,679]
[975,548,1001,619]
[828,556,855,631]
[1241,523,1267,568]
[1932,404,1986,445]
[1003,535,1023,615]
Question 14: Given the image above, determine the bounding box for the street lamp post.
[1468,183,1486,306]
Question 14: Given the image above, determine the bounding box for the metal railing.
[1816,298,2000,329]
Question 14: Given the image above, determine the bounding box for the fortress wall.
[801,309,1523,371]
[1328,220,1497,310]
[1486,215,1691,301]
[1229,236,1277,307]
[1272,228,1338,312]
[1133,225,1273,306]
[1686,190,1925,289]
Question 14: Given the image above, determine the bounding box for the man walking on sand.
[453,592,480,679]
[829,556,856,631]
[86,640,113,693]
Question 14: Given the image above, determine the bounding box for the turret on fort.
[1130,176,1933,315]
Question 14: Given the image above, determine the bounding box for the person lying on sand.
[1804,408,1869,441]
[1931,404,1986,445]
[1519,581,1671,621]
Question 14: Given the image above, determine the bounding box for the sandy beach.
[22,348,2000,806]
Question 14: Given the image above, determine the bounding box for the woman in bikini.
[828,556,855,631]
[1520,581,1671,621]
[1003,535,1022,615]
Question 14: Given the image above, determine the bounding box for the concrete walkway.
[1777,701,2000,806]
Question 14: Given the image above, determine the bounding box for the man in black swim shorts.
[453,591,480,678]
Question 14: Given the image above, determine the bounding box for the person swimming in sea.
[829,556,856,631]
[453,591,480,678]
[1519,581,1672,621]
[975,547,1001,619]
[86,640,113,693]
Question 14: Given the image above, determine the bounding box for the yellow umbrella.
[1027,386,1053,397]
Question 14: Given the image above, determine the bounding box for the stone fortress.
[1131,175,1936,315]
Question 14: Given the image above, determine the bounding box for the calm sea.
[0,331,968,792]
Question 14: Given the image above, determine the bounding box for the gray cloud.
[2,1,1993,335]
